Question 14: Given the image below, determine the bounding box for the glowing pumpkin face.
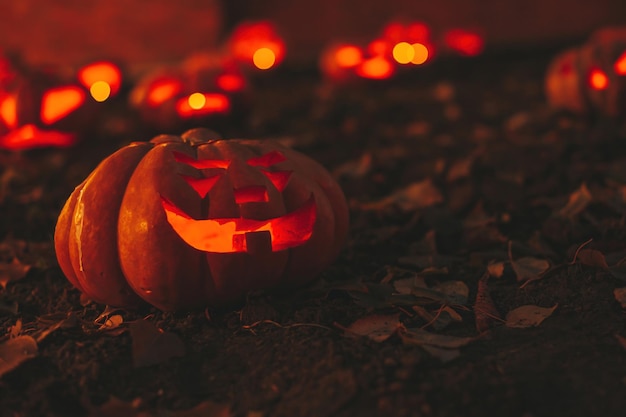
[0,60,122,150]
[54,128,349,311]
[161,150,316,254]
[0,67,104,150]
[130,55,247,132]
[545,27,626,117]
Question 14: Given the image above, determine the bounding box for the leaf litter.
[0,335,38,378]
[130,319,186,368]
[505,304,558,328]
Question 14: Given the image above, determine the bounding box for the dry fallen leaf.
[557,183,592,218]
[430,281,469,305]
[614,287,626,309]
[505,304,558,328]
[357,179,443,212]
[130,320,185,368]
[343,314,402,342]
[508,242,549,283]
[399,327,474,362]
[0,335,38,377]
[573,249,609,270]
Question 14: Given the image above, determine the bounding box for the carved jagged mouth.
[161,194,317,253]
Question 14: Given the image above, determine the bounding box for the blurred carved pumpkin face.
[0,61,122,150]
[129,57,248,131]
[0,83,86,150]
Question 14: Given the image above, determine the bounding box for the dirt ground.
[1,47,626,417]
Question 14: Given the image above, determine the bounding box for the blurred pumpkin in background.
[0,59,123,150]
[129,54,248,133]
[545,27,626,117]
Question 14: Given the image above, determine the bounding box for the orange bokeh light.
[229,21,286,68]
[40,86,86,125]
[176,93,230,117]
[444,29,484,56]
[78,62,122,96]
[216,73,246,92]
[0,124,76,150]
[335,45,363,68]
[89,81,111,102]
[411,43,429,65]
[252,48,276,70]
[614,51,626,75]
[146,78,183,107]
[187,92,206,110]
[392,42,415,64]
[356,56,394,80]
[0,94,17,128]
[589,68,609,90]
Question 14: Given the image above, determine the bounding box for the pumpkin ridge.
[68,143,152,306]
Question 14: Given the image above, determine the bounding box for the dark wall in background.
[225,0,626,61]
[1,0,624,69]
[0,0,222,70]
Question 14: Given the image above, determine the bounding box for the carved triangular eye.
[262,170,292,191]
[0,94,17,128]
[180,174,222,198]
[40,86,86,124]
[615,51,626,75]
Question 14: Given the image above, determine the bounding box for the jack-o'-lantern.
[54,128,349,311]
[545,27,626,117]
[0,60,122,150]
[130,55,248,132]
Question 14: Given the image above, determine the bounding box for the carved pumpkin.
[545,27,626,117]
[54,128,349,311]
[130,54,248,132]
[0,60,121,150]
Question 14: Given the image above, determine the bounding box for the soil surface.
[2,47,626,417]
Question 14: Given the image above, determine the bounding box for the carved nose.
[234,185,269,204]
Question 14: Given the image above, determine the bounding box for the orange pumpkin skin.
[54,128,349,311]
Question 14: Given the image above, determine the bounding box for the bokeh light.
[614,51,626,75]
[89,81,111,102]
[335,45,362,68]
[253,48,277,70]
[589,68,609,90]
[188,92,206,110]
[392,42,415,64]
[356,57,394,79]
[411,43,429,65]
